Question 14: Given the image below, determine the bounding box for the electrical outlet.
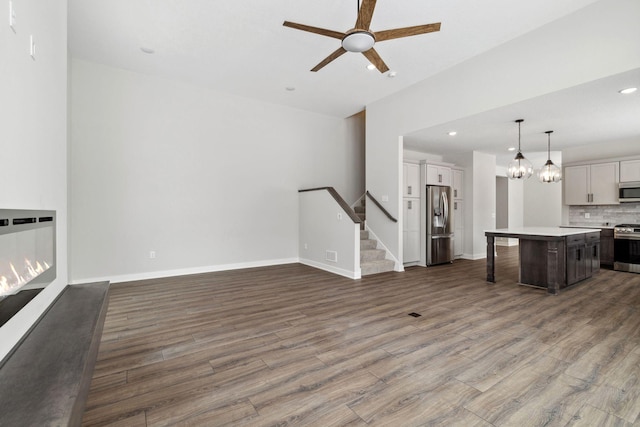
[9,1,16,33]
[585,213,590,219]
[381,195,389,202]
[337,213,342,220]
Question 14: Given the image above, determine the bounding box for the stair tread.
[360,239,377,249]
[360,248,386,262]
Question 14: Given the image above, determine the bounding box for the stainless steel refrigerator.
[426,185,454,265]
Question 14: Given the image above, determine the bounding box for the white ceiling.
[68,0,639,165]
[405,68,640,166]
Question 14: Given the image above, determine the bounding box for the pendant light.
[538,130,562,183]
[507,119,533,180]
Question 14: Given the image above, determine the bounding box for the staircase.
[354,199,396,276]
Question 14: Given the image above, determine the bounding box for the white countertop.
[485,227,601,237]
[560,224,615,229]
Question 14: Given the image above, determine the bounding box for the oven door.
[614,234,640,273]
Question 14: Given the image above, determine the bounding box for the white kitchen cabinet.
[453,200,464,257]
[426,164,451,186]
[452,169,464,199]
[564,162,619,205]
[403,163,420,197]
[620,160,640,182]
[403,162,421,264]
[403,198,420,263]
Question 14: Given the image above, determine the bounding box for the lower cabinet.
[403,198,420,264]
[600,228,614,267]
[453,200,464,257]
[566,234,600,286]
[587,234,601,276]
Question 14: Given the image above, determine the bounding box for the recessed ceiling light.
[285,87,296,92]
[366,64,376,71]
[448,131,457,136]
[508,147,516,151]
[140,47,155,54]
[619,87,637,94]
[388,71,397,78]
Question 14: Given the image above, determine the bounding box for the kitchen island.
[485,227,601,295]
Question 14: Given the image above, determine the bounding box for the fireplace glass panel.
[0,226,54,299]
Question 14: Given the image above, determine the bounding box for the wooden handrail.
[298,187,362,225]
[366,191,398,223]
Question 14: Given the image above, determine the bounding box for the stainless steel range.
[614,224,640,273]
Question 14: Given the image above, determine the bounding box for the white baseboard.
[462,252,486,260]
[298,258,361,280]
[69,258,300,285]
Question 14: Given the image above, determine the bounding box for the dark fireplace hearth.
[0,209,56,326]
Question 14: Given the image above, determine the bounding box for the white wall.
[70,59,364,283]
[299,191,360,279]
[562,138,640,164]
[523,178,563,226]
[366,0,640,262]
[403,149,445,163]
[341,111,366,205]
[496,177,509,228]
[508,180,525,230]
[471,152,497,258]
[0,0,68,361]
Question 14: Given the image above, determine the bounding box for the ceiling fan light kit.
[283,0,441,73]
[342,31,375,53]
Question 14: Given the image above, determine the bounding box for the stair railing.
[365,191,398,223]
[298,187,362,279]
[299,187,362,225]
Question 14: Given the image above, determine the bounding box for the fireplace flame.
[1,258,52,299]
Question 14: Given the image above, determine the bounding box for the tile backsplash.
[569,203,640,226]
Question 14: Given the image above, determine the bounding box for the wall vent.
[325,250,338,263]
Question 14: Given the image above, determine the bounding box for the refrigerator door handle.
[442,191,449,230]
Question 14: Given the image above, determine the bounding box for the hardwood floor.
[82,247,640,426]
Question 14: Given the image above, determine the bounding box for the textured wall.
[569,203,640,226]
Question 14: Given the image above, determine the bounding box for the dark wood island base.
[486,227,600,295]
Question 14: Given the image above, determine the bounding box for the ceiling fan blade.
[355,0,377,30]
[311,47,348,72]
[362,48,389,73]
[283,21,345,40]
[375,23,441,41]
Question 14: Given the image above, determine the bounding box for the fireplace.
[0,209,56,327]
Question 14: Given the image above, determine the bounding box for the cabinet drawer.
[567,234,586,245]
[586,233,600,243]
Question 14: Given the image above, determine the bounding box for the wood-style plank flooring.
[82,247,640,426]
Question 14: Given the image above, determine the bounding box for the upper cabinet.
[426,164,451,186]
[620,160,640,182]
[403,163,420,197]
[564,162,619,205]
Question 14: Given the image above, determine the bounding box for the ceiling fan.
[283,0,441,73]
